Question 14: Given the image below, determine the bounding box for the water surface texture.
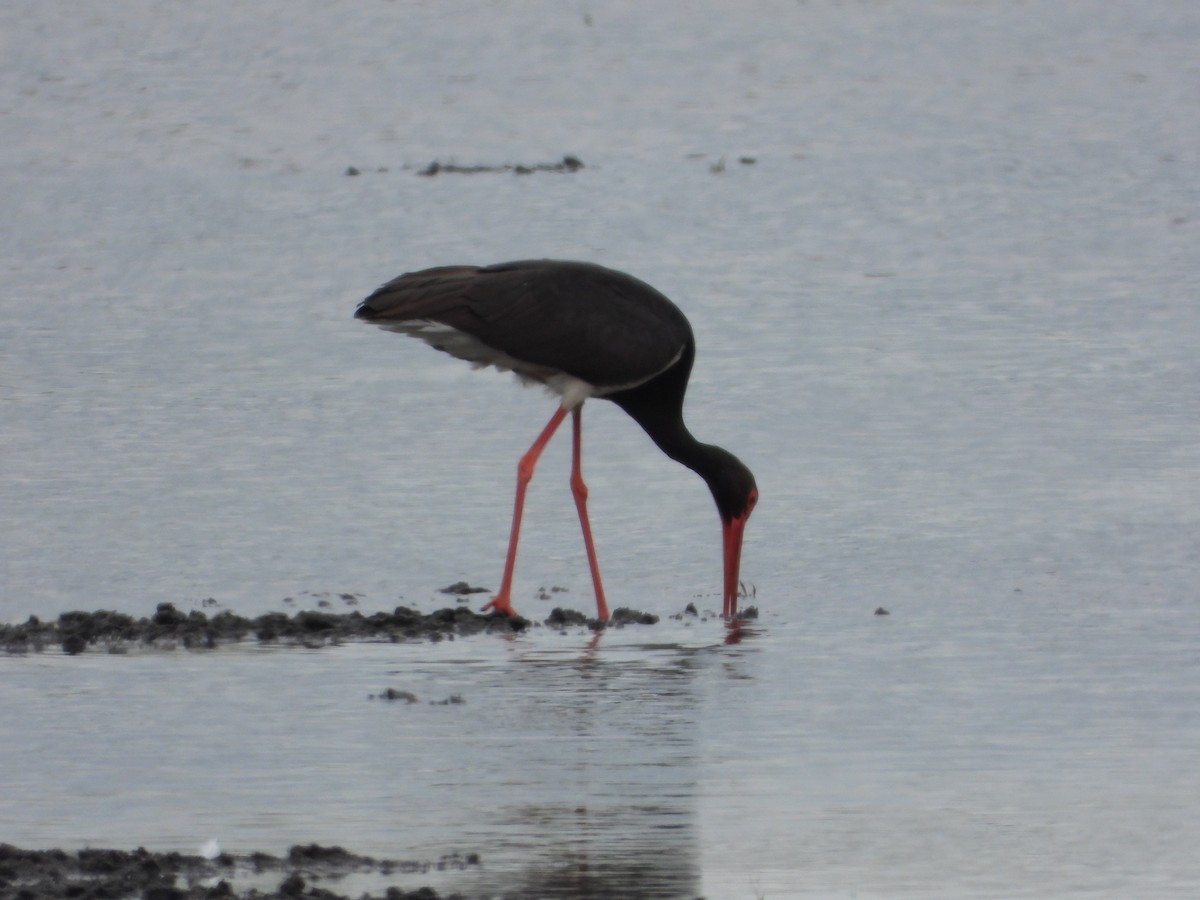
[2,2,1198,897]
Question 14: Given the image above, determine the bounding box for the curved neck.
[606,344,754,523]
[637,411,726,484]
[607,349,703,470]
[610,376,748,521]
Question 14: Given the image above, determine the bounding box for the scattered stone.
[609,607,659,626]
[439,581,489,595]
[545,607,589,627]
[61,634,87,655]
[286,844,372,867]
[669,601,703,621]
[374,688,419,703]
[279,872,306,896]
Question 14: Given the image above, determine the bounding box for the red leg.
[483,406,569,617]
[569,407,609,621]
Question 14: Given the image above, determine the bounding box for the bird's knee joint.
[516,450,542,484]
[570,474,588,501]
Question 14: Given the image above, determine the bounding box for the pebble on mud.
[438,582,489,595]
[545,607,590,628]
[609,607,660,626]
[374,688,420,703]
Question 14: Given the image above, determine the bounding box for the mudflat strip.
[0,603,665,654]
[0,842,472,900]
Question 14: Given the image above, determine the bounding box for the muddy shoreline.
[0,842,469,900]
[0,603,731,900]
[0,601,701,655]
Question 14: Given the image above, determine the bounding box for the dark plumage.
[355,259,757,619]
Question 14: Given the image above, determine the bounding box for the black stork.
[354,259,757,620]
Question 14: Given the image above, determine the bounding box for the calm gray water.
[2,1,1199,896]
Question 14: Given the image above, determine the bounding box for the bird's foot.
[481,595,518,617]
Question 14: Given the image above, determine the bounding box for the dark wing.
[355,260,693,391]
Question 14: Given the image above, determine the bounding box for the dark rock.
[61,634,87,655]
[438,582,488,595]
[279,872,306,896]
[610,608,659,626]
[378,688,419,704]
[153,603,186,627]
[295,611,337,632]
[545,608,589,627]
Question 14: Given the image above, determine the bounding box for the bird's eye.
[746,488,758,515]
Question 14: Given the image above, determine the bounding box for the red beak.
[721,511,749,617]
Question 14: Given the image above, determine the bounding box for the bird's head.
[705,451,757,617]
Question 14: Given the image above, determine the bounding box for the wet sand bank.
[0,842,470,900]
[0,602,679,656]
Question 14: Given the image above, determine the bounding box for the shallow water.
[1,629,725,898]
[3,1,1199,896]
